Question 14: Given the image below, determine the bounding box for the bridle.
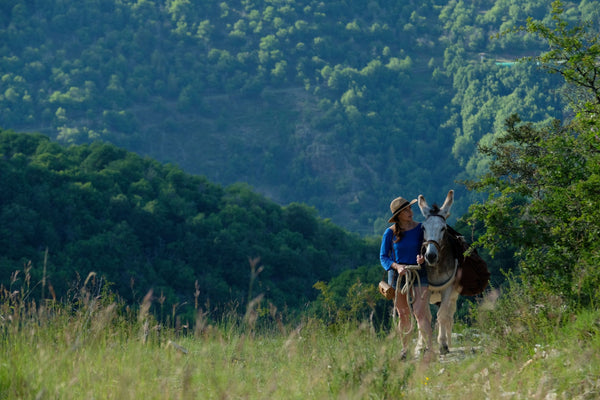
[421,214,447,259]
[421,213,458,292]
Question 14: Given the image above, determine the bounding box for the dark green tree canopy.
[0,129,376,321]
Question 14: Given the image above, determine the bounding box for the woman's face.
[397,206,413,223]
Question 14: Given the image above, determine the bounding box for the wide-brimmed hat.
[388,196,417,222]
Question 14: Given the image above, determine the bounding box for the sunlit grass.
[1,276,599,399]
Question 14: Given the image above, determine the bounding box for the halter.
[421,214,447,257]
[421,213,458,305]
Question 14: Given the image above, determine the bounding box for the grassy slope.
[2,290,598,399]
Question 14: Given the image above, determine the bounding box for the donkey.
[417,190,461,355]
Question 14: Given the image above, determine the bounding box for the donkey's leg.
[437,288,459,355]
[415,330,424,355]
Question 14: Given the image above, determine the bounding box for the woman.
[380,196,432,359]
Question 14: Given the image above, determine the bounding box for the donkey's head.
[418,190,454,266]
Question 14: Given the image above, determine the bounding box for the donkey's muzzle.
[422,241,440,265]
[425,250,438,265]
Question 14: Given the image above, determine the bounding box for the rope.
[399,264,422,305]
[427,261,458,305]
[428,261,458,292]
[392,264,422,336]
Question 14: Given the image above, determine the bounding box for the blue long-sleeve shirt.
[379,223,424,271]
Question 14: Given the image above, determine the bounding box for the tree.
[466,2,600,307]
[523,0,600,108]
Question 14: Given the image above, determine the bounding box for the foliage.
[523,0,600,107]
[3,0,600,359]
[0,129,377,321]
[0,0,590,233]
[465,2,600,307]
[311,265,391,328]
[472,273,565,357]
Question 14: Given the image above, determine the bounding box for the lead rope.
[392,264,421,336]
[400,264,422,305]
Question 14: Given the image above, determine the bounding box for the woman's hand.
[416,254,424,265]
[392,263,406,275]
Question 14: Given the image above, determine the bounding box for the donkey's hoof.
[440,344,449,355]
[400,349,408,361]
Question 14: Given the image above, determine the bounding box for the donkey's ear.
[418,194,429,216]
[440,190,454,216]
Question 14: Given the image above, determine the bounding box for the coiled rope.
[398,264,421,305]
[392,264,422,334]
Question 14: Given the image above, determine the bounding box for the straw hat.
[388,196,417,222]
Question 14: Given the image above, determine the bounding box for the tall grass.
[1,267,599,399]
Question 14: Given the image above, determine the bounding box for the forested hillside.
[0,129,376,320]
[1,0,590,233]
[2,6,600,396]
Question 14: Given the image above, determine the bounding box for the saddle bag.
[458,243,490,296]
[448,227,490,296]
